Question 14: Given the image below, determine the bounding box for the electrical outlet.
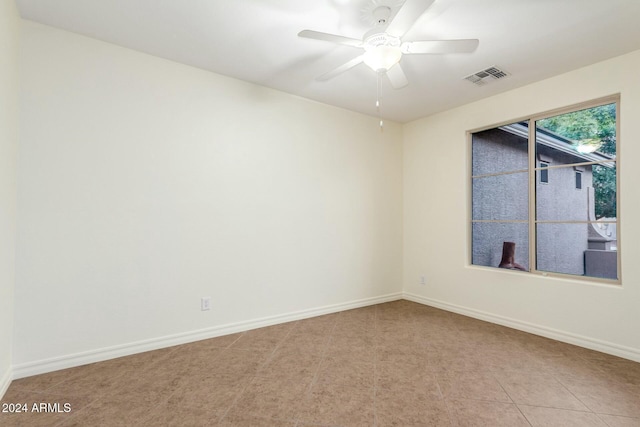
[420,276,426,285]
[201,297,211,311]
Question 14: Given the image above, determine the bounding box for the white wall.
[14,21,403,373]
[403,50,640,361]
[0,0,20,395]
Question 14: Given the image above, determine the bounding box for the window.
[471,97,619,282]
[575,170,582,189]
[539,162,549,184]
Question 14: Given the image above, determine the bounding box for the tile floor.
[1,300,640,426]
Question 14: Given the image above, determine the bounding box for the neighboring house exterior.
[472,122,616,278]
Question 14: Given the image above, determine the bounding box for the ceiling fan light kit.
[362,33,402,71]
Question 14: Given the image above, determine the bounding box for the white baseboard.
[12,292,403,379]
[404,292,640,363]
[0,367,11,399]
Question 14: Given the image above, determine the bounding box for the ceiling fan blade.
[402,39,479,54]
[298,30,363,48]
[386,63,409,89]
[385,0,436,38]
[317,55,364,81]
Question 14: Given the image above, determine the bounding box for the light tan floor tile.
[597,414,640,427]
[167,374,246,412]
[207,348,271,377]
[135,400,223,426]
[376,361,442,398]
[324,334,376,363]
[558,376,640,418]
[275,331,330,355]
[446,399,529,427]
[315,356,374,389]
[228,327,291,354]
[376,344,434,367]
[375,387,451,426]
[10,368,82,393]
[518,404,608,426]
[218,412,297,426]
[428,352,489,374]
[44,363,129,400]
[102,364,185,405]
[494,371,588,411]
[534,353,610,379]
[256,348,322,383]
[591,358,640,386]
[299,383,374,427]
[225,376,308,422]
[482,348,549,374]
[293,315,337,336]
[327,333,376,349]
[331,323,377,339]
[437,371,511,403]
[153,344,223,377]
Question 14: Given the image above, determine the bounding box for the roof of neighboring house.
[499,121,615,165]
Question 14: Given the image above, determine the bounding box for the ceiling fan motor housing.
[364,32,401,48]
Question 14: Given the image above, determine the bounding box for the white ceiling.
[15,0,640,123]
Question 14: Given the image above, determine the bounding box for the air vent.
[464,66,510,86]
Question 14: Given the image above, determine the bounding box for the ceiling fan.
[298,0,479,89]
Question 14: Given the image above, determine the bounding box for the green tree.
[537,103,616,218]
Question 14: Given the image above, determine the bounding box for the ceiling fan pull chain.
[376,71,381,112]
[377,71,384,132]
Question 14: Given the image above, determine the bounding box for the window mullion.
[529,119,537,274]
